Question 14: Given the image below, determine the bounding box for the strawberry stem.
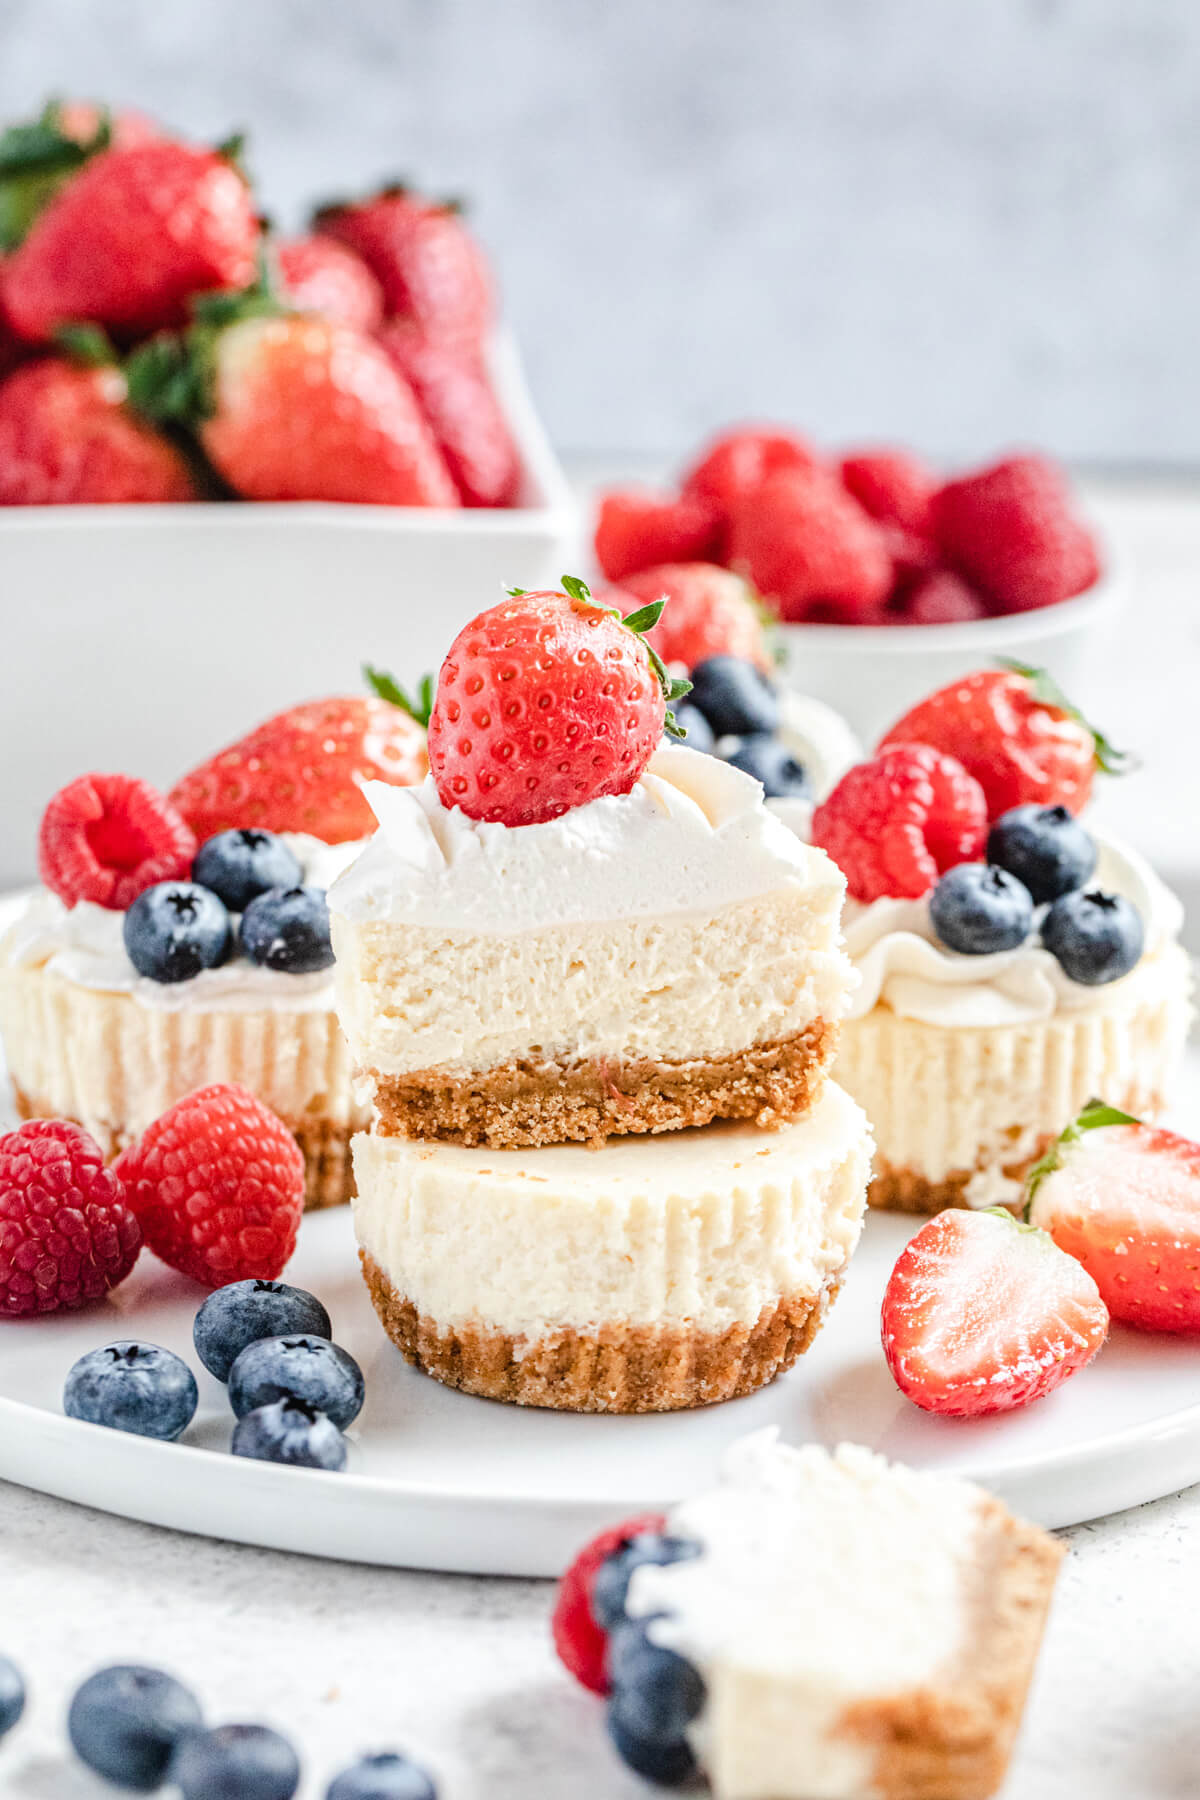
[559,574,693,737]
[1023,1096,1140,1216]
[997,659,1137,777]
[364,664,434,729]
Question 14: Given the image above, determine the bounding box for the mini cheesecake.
[614,1430,1062,1799]
[330,746,855,1149]
[352,1080,871,1412]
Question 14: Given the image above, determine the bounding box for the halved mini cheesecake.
[330,745,855,1149]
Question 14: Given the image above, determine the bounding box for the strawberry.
[594,487,721,584]
[881,1206,1108,1417]
[170,694,427,844]
[427,576,689,827]
[727,467,892,622]
[552,1513,666,1694]
[681,425,819,521]
[128,296,459,507]
[39,772,196,909]
[1028,1103,1200,1334]
[0,278,26,379]
[878,665,1130,820]
[811,742,988,902]
[0,99,159,254]
[0,358,197,505]
[378,321,519,508]
[932,454,1101,614]
[3,140,260,343]
[839,448,937,538]
[273,235,384,333]
[894,571,990,626]
[611,563,770,672]
[315,186,492,348]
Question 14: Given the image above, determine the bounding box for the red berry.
[932,454,1101,614]
[878,667,1099,818]
[727,468,892,622]
[0,359,198,506]
[839,448,937,538]
[614,563,769,672]
[274,234,385,332]
[114,1084,304,1289]
[378,322,520,508]
[169,695,427,846]
[39,773,196,912]
[896,571,990,626]
[811,743,988,902]
[552,1513,666,1693]
[0,1119,141,1316]
[1029,1108,1200,1334]
[427,583,667,827]
[594,487,721,584]
[316,187,492,349]
[682,426,818,520]
[881,1207,1108,1417]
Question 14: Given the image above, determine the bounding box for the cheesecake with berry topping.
[572,1431,1062,1799]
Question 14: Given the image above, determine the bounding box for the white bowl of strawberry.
[594,427,1117,737]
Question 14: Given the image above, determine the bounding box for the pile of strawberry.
[0,99,519,508]
[595,424,1102,623]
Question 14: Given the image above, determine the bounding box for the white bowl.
[777,556,1123,744]
[0,331,576,886]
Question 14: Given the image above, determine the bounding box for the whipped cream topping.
[2,834,361,1014]
[328,745,843,935]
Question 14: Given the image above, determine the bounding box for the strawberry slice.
[881,1207,1108,1416]
[1028,1102,1200,1334]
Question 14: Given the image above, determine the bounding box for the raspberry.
[0,1120,141,1316]
[551,1513,665,1694]
[612,563,769,672]
[681,426,818,519]
[427,580,676,827]
[839,449,937,538]
[878,667,1104,818]
[727,468,892,622]
[896,571,989,626]
[114,1085,304,1289]
[932,454,1101,614]
[39,774,196,911]
[594,488,720,584]
[811,743,988,902]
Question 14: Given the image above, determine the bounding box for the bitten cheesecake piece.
[613,1431,1062,1798]
[330,746,854,1149]
[352,1081,871,1412]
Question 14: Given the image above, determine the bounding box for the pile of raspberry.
[595,428,1101,625]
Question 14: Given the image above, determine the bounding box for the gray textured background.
[1,0,1198,465]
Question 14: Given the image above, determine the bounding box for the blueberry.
[929,864,1035,955]
[227,1334,364,1429]
[987,804,1098,905]
[123,882,231,984]
[68,1665,203,1791]
[607,1621,706,1740]
[172,1723,301,1800]
[0,1655,25,1739]
[325,1750,438,1800]
[1041,888,1145,985]
[688,656,779,738]
[193,830,303,913]
[669,702,715,755]
[240,886,334,974]
[63,1342,198,1442]
[232,1396,348,1472]
[721,733,810,799]
[194,1279,333,1383]
[606,1693,697,1786]
[591,1532,702,1632]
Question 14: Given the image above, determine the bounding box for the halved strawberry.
[881,1206,1108,1416]
[1028,1102,1200,1334]
[551,1513,665,1694]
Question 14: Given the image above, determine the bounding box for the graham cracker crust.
[366,1019,837,1150]
[843,1497,1063,1800]
[11,1083,353,1212]
[360,1251,842,1412]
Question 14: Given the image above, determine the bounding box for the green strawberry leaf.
[364,664,434,729]
[54,322,117,367]
[124,333,205,424]
[997,658,1138,777]
[1023,1096,1140,1216]
[0,101,111,251]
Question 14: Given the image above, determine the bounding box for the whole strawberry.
[378,321,520,508]
[169,694,428,844]
[273,234,384,333]
[727,467,892,621]
[682,425,818,521]
[839,448,937,539]
[427,576,689,827]
[0,1120,141,1316]
[933,454,1101,614]
[315,185,492,347]
[811,743,988,902]
[0,358,197,505]
[878,664,1128,819]
[128,300,458,506]
[40,772,196,909]
[114,1084,304,1289]
[3,140,260,343]
[612,563,770,672]
[594,487,720,583]
[895,570,989,626]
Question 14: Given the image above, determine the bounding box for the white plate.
[0,1049,1197,1575]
